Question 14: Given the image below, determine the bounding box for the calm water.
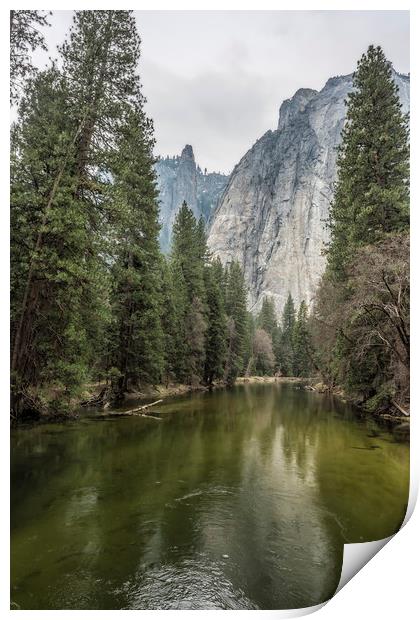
[11,384,409,610]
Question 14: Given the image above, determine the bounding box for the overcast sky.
[32,10,409,174]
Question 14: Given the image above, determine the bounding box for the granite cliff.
[155,145,228,252]
[207,71,410,315]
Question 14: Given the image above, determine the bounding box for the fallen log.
[124,399,163,414]
[90,399,165,421]
[138,413,162,420]
[391,400,410,417]
[89,412,162,421]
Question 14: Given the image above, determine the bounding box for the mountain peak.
[208,72,409,316]
[324,74,352,88]
[155,145,228,253]
[181,144,195,161]
[278,88,318,131]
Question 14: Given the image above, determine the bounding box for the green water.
[11,384,409,610]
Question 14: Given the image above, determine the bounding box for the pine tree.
[224,261,248,385]
[272,324,283,372]
[10,11,153,415]
[171,202,205,301]
[243,311,256,376]
[278,293,296,376]
[203,261,226,385]
[211,255,226,292]
[313,45,410,408]
[292,301,313,377]
[185,297,207,384]
[196,215,209,266]
[108,105,164,398]
[58,11,144,199]
[254,296,279,375]
[257,296,278,340]
[10,10,51,103]
[160,258,184,384]
[11,67,108,412]
[170,202,207,384]
[327,45,409,280]
[166,258,190,382]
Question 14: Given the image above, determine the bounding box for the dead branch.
[124,399,163,414]
[391,400,410,417]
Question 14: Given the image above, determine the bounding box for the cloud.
[137,10,409,172]
[30,10,410,173]
[142,60,280,173]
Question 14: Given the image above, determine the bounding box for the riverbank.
[92,375,307,407]
[305,380,410,424]
[82,375,306,406]
[12,375,409,430]
[236,376,306,385]
[11,382,209,426]
[12,376,308,426]
[85,376,306,409]
[111,381,209,403]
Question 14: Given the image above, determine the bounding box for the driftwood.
[124,399,163,413]
[391,400,410,417]
[92,399,164,421]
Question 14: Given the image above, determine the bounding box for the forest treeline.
[10,12,409,419]
[10,11,312,419]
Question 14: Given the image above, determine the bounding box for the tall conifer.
[10,11,156,414]
[278,293,296,376]
[170,202,207,384]
[257,297,278,340]
[292,301,313,377]
[328,45,409,280]
[203,261,226,385]
[109,105,163,397]
[224,261,248,385]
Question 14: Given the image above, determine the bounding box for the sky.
[31,10,409,174]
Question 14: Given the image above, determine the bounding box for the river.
[10,383,409,610]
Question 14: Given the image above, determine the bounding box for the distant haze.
[30,10,409,173]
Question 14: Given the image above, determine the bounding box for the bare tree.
[312,233,409,408]
[253,329,275,375]
[345,234,409,406]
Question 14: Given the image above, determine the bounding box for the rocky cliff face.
[155,145,228,252]
[207,72,410,316]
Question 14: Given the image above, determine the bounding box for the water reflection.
[11,384,409,609]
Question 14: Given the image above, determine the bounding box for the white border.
[2,2,417,618]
